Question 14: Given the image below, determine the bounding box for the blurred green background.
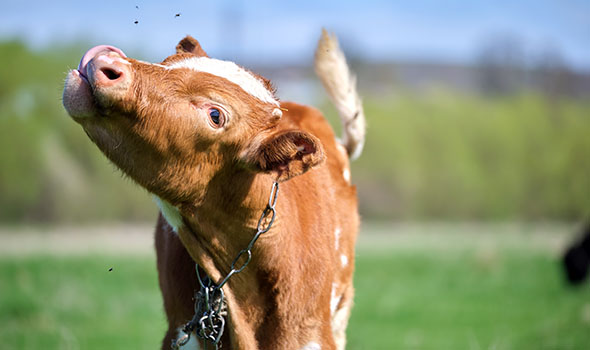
[1,1,590,349]
[0,39,589,224]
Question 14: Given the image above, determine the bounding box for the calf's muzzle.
[63,45,132,119]
[82,46,131,96]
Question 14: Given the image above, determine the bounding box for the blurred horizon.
[1,1,589,225]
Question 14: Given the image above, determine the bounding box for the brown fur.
[63,35,359,349]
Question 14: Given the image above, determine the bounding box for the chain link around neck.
[172,181,280,350]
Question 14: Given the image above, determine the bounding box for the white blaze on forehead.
[166,57,279,106]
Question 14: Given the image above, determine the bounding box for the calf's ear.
[242,130,325,182]
[176,36,208,57]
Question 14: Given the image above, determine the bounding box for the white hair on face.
[166,57,279,106]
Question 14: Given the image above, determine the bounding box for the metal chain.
[172,181,279,350]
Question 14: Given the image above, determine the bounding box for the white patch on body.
[175,327,200,350]
[330,283,341,315]
[154,196,183,232]
[331,298,352,350]
[301,341,321,350]
[166,57,279,106]
[342,168,350,183]
[336,143,347,157]
[334,227,342,251]
[340,254,348,267]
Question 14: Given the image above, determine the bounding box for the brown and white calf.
[62,30,366,350]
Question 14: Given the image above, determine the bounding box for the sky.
[1,0,589,70]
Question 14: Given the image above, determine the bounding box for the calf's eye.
[208,108,224,128]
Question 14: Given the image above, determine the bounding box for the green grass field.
[1,224,589,349]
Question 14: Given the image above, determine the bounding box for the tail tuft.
[314,29,366,161]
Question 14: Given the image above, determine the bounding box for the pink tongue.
[78,45,127,77]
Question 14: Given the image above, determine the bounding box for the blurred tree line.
[0,40,588,224]
[0,41,156,224]
[476,34,583,98]
[344,92,590,220]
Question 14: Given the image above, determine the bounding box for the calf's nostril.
[101,67,122,80]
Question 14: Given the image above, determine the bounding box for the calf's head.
[63,36,324,207]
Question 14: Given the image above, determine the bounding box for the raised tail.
[314,29,366,161]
